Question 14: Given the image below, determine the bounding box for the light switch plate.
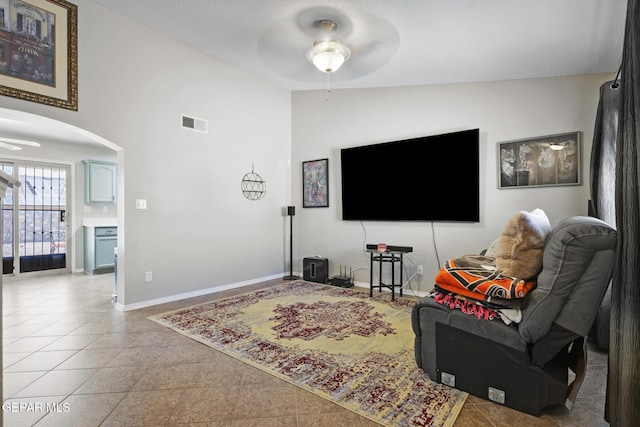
[135,199,147,209]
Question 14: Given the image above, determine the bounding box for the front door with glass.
[1,161,70,274]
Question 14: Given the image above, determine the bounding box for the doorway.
[1,161,70,274]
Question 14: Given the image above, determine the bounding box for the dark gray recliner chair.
[412,216,616,416]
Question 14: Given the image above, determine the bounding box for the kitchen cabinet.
[83,160,116,204]
[84,226,117,274]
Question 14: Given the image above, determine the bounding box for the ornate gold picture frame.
[0,0,78,110]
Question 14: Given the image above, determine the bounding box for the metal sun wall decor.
[302,158,329,207]
[498,132,581,189]
[241,164,266,200]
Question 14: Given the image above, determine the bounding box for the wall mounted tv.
[340,128,480,222]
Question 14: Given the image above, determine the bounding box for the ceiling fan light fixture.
[0,141,22,151]
[307,39,350,73]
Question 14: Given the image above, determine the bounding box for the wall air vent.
[180,114,208,133]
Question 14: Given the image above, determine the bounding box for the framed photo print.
[498,132,581,189]
[302,158,329,208]
[0,0,78,110]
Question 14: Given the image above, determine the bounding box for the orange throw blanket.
[435,256,535,300]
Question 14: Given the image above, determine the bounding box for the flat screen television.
[340,128,480,222]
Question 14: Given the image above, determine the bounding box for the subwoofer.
[303,257,329,284]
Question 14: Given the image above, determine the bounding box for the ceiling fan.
[257,6,399,85]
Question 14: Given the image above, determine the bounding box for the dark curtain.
[589,81,619,352]
[590,80,619,227]
[605,0,640,424]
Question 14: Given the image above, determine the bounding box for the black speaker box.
[303,257,329,284]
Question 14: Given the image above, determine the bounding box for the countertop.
[82,218,117,227]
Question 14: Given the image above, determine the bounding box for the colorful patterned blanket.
[435,255,536,302]
[430,290,500,320]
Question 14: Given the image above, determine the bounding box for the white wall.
[291,74,613,294]
[0,0,614,305]
[0,0,292,307]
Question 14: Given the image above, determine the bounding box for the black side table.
[366,244,413,300]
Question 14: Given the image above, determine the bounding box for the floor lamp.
[283,206,299,280]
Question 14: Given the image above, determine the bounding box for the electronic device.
[340,128,480,222]
[366,244,413,253]
[303,257,329,284]
[331,265,354,288]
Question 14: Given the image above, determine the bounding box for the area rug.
[149,281,467,426]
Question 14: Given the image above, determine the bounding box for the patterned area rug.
[149,281,467,426]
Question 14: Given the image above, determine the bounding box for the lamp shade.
[307,39,350,73]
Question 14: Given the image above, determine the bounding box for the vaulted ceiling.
[94,0,628,91]
[0,0,628,148]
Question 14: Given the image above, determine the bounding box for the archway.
[0,107,124,296]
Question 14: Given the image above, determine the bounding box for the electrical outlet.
[417,265,424,275]
[488,387,506,404]
[145,271,153,282]
[441,372,455,387]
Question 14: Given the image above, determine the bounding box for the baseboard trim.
[353,280,428,298]
[114,273,427,312]
[116,273,287,312]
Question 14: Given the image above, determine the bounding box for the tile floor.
[2,273,609,426]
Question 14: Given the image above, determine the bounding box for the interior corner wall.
[291,74,613,293]
[0,0,292,306]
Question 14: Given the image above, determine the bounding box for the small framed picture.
[302,158,329,207]
[498,132,581,188]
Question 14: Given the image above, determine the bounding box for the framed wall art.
[302,158,329,208]
[498,131,581,189]
[0,0,78,110]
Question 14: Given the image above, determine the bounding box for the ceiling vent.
[181,114,208,133]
